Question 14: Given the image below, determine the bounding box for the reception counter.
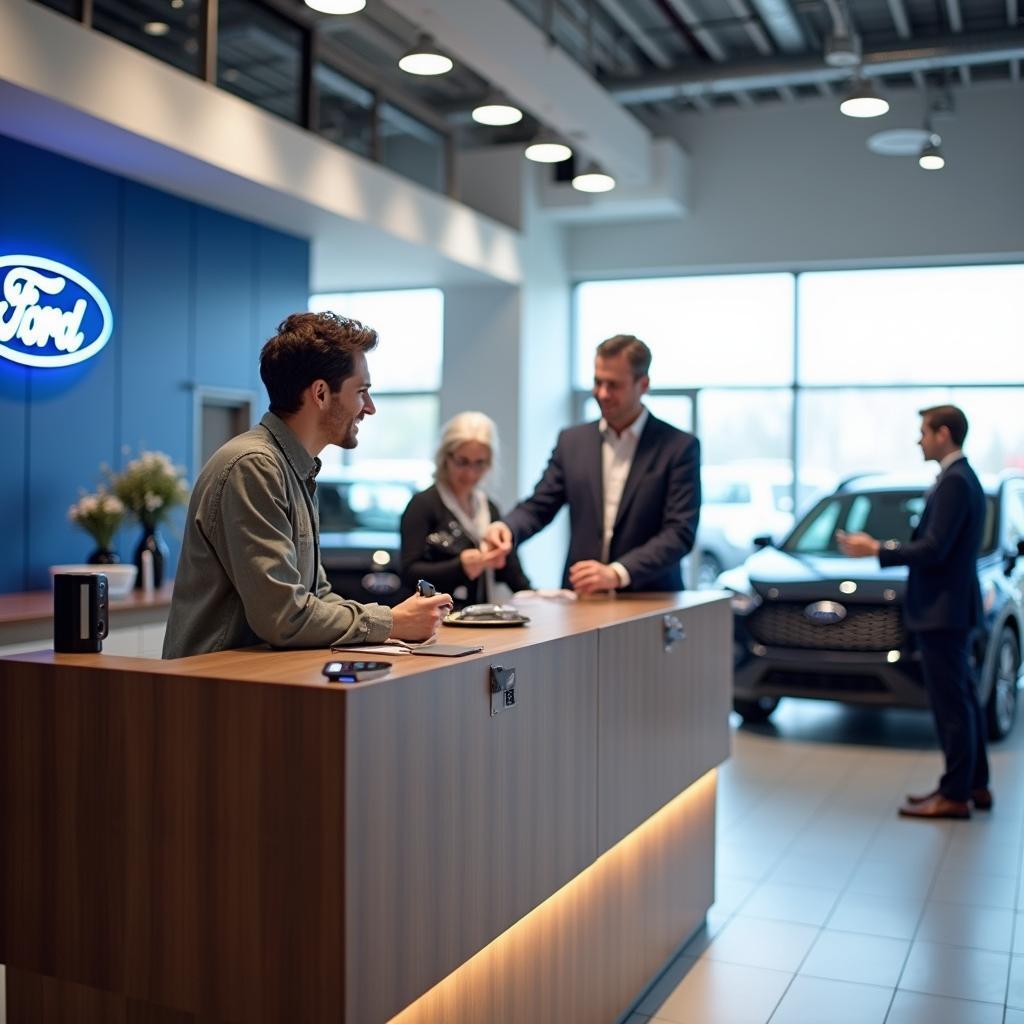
[0,592,731,1023]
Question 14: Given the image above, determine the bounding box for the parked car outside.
[317,460,433,606]
[719,472,1024,738]
[696,460,831,588]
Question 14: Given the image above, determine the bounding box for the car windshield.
[318,480,418,534]
[784,489,998,556]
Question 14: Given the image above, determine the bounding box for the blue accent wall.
[0,134,310,591]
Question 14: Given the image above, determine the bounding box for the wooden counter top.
[0,583,174,625]
[0,583,175,649]
[8,590,724,687]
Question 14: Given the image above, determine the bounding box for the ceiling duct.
[603,31,1024,104]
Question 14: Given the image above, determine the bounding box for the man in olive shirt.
[163,312,451,659]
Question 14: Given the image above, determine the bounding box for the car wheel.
[698,552,724,590]
[984,627,1020,741]
[734,696,779,724]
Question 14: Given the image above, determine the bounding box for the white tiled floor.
[627,698,1024,1024]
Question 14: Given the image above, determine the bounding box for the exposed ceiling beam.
[725,0,774,55]
[885,0,912,37]
[602,30,1024,102]
[883,0,927,89]
[593,0,675,67]
[661,0,726,60]
[941,0,970,85]
[1010,0,1020,80]
[746,0,806,53]
[945,0,964,33]
[556,0,643,74]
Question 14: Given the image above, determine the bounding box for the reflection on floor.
[626,699,1024,1024]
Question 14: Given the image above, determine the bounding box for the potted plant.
[67,489,126,564]
[111,451,189,589]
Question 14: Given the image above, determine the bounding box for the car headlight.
[729,590,760,614]
[717,568,759,613]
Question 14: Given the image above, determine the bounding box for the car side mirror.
[752,535,773,549]
[1004,541,1024,576]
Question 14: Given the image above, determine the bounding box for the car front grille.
[746,602,905,652]
[759,670,888,694]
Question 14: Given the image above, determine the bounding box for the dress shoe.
[898,793,971,820]
[905,787,993,810]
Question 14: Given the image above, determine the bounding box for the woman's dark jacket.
[399,485,532,606]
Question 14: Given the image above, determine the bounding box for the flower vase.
[133,525,169,589]
[87,548,121,565]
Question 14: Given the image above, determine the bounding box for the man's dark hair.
[260,311,378,415]
[919,404,969,447]
[595,334,652,378]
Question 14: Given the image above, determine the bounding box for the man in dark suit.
[838,405,989,820]
[484,334,700,594]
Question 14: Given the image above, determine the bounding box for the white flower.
[144,492,164,512]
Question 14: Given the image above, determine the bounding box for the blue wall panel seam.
[114,178,125,475]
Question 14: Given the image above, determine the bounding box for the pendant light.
[304,0,365,12]
[572,162,615,193]
[399,35,454,76]
[472,100,524,127]
[524,132,572,163]
[839,76,889,118]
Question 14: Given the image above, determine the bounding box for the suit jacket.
[878,457,985,632]
[504,414,701,591]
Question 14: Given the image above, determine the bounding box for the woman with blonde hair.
[400,412,531,606]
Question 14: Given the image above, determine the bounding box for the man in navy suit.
[839,405,989,820]
[484,334,700,594]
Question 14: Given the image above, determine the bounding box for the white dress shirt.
[938,449,965,474]
[599,407,649,588]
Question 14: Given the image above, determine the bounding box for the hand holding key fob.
[417,578,453,615]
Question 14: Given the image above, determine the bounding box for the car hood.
[744,546,908,602]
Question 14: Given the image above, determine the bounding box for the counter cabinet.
[0,593,731,1023]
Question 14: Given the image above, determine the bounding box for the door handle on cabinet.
[663,614,686,651]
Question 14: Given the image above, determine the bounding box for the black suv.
[317,472,428,606]
[721,472,1024,738]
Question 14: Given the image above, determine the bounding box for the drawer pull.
[663,614,686,651]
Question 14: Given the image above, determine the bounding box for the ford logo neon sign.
[0,255,113,368]
[804,600,847,625]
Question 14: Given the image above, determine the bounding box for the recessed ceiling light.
[839,77,889,118]
[170,0,184,8]
[398,35,453,76]
[572,163,615,193]
[304,0,366,12]
[524,135,572,163]
[144,20,170,36]
[472,102,523,127]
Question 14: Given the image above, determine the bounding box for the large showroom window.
[574,264,1024,585]
[308,288,443,532]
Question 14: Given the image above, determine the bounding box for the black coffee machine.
[53,572,109,653]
